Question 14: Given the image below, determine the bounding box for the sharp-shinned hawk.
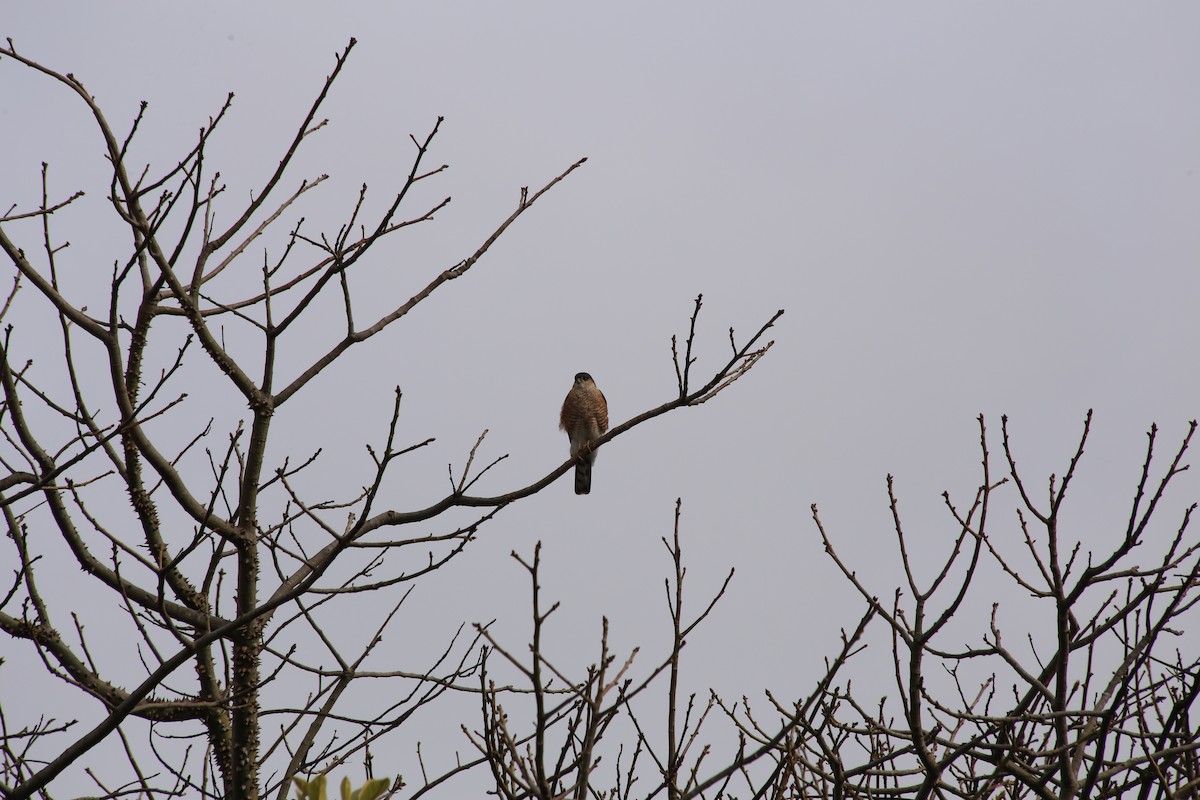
[560,372,609,495]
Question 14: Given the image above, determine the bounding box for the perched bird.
[560,372,609,495]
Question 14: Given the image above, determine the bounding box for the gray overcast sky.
[3,2,1200,794]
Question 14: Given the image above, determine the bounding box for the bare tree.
[705,414,1200,799]
[0,39,779,800]
[463,502,873,800]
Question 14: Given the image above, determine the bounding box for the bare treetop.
[0,39,782,800]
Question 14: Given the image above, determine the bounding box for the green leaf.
[352,778,391,800]
[292,774,327,800]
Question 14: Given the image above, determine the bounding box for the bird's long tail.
[574,454,593,495]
